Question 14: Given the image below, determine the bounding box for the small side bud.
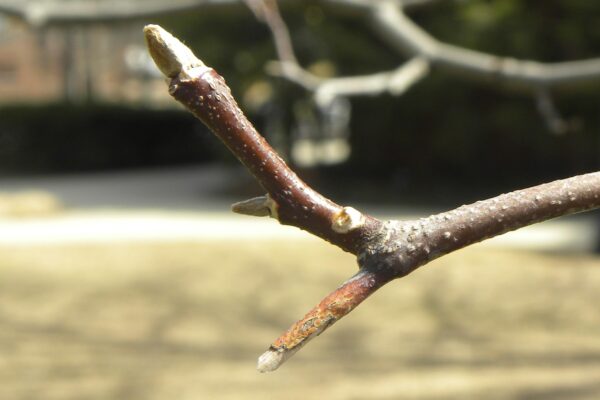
[231,195,278,219]
[331,206,364,233]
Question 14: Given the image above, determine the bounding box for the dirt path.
[0,242,599,399]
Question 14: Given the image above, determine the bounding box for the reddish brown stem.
[432,172,600,256]
[144,26,379,253]
[256,268,394,372]
[357,172,600,278]
[170,67,380,252]
[144,25,600,373]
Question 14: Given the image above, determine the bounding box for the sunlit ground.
[0,240,599,399]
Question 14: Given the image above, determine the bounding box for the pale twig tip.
[257,348,285,373]
[143,24,204,78]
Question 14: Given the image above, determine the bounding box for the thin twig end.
[144,24,204,78]
[257,348,285,373]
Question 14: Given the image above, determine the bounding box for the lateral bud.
[331,206,365,233]
[231,195,278,219]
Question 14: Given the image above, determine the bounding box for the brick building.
[0,13,171,106]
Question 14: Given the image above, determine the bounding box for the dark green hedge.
[0,104,220,175]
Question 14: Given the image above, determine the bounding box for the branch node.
[331,206,365,233]
[231,195,278,219]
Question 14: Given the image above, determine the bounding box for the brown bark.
[168,67,381,253]
[144,25,600,372]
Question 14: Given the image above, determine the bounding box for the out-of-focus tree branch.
[0,0,236,25]
[313,57,430,108]
[247,1,432,118]
[370,2,600,91]
[239,0,600,135]
[265,57,430,107]
[4,0,599,95]
[244,0,297,64]
[245,0,600,95]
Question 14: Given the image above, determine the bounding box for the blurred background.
[0,0,600,399]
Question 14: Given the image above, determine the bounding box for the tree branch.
[249,1,431,118]
[145,25,600,373]
[244,0,298,64]
[248,0,600,137]
[314,57,430,108]
[257,268,393,372]
[144,25,381,254]
[370,2,600,91]
[0,0,236,25]
[0,0,399,25]
[5,0,598,97]
[4,0,599,92]
[259,171,600,372]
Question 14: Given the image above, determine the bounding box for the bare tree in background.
[3,0,600,372]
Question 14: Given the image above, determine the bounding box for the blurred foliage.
[2,1,600,196]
